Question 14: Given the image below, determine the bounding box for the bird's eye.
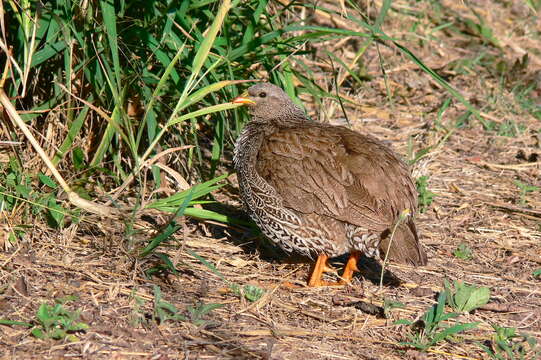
[259,92,266,98]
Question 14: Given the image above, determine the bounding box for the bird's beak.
[232,97,255,105]
[232,91,255,105]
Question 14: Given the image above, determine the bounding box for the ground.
[1,1,540,359]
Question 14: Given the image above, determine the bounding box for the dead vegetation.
[1,0,540,359]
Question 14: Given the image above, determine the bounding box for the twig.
[476,197,541,218]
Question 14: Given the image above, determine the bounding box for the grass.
[395,290,480,351]
[153,285,224,327]
[1,298,89,342]
[514,180,539,206]
[477,324,541,360]
[1,0,540,359]
[454,243,473,260]
[30,301,89,342]
[416,175,436,213]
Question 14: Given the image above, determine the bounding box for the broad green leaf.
[31,328,46,339]
[38,173,57,189]
[460,286,490,312]
[243,285,265,302]
[47,196,65,228]
[191,303,223,317]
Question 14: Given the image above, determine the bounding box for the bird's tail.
[378,220,427,266]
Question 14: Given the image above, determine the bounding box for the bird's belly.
[238,178,349,257]
[250,208,349,258]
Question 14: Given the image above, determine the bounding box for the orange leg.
[340,251,361,284]
[307,254,336,287]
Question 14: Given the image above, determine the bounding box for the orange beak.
[232,96,255,105]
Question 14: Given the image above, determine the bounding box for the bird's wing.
[256,125,417,232]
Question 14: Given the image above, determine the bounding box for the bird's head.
[232,83,306,124]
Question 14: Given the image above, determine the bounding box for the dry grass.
[1,0,540,359]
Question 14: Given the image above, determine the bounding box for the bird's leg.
[307,254,337,287]
[340,251,361,284]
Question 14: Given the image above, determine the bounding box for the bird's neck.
[254,112,308,127]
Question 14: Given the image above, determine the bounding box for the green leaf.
[453,243,473,260]
[53,105,90,166]
[46,196,65,228]
[146,174,228,211]
[183,207,252,227]
[99,0,121,95]
[155,253,178,275]
[139,188,193,257]
[393,319,413,326]
[447,280,490,313]
[0,319,33,327]
[189,0,231,79]
[31,328,46,339]
[38,173,57,189]
[461,286,490,312]
[168,102,242,126]
[243,285,265,302]
[30,41,67,67]
[189,250,225,281]
[36,303,51,323]
[70,322,90,331]
[72,147,85,171]
[433,322,479,343]
[15,184,31,199]
[191,303,224,318]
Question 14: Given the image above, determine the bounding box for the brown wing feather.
[256,124,427,265]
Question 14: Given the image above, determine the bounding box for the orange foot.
[307,252,362,287]
[340,251,361,284]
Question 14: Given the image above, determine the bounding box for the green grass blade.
[0,319,33,327]
[180,80,241,112]
[168,102,242,126]
[374,0,392,30]
[30,41,67,68]
[99,0,121,95]
[188,0,231,85]
[183,207,253,227]
[139,44,186,145]
[433,322,480,344]
[139,189,193,257]
[146,174,228,209]
[52,104,90,165]
[89,106,122,167]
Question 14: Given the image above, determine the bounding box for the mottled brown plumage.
[232,83,427,286]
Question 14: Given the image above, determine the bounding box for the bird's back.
[255,123,427,265]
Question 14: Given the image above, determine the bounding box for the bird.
[232,82,427,287]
